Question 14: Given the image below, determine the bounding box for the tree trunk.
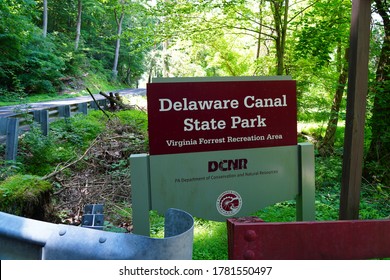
[253,0,264,75]
[365,0,390,182]
[43,0,48,37]
[318,47,349,156]
[75,0,82,51]
[255,0,264,60]
[112,8,125,81]
[271,0,289,75]
[162,40,169,77]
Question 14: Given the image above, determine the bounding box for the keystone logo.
[208,158,248,172]
[216,190,242,216]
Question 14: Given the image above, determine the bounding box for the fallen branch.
[86,88,111,119]
[99,91,135,111]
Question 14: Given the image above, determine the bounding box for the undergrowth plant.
[18,123,59,175]
[17,111,106,176]
[0,160,23,181]
[51,111,107,148]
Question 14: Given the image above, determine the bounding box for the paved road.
[0,88,146,118]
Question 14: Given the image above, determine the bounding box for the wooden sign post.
[340,0,371,220]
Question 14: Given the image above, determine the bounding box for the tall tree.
[270,0,289,75]
[150,0,323,76]
[318,46,349,156]
[308,1,352,156]
[255,0,265,62]
[366,0,390,184]
[1,0,65,95]
[112,2,125,80]
[75,0,82,50]
[43,0,48,37]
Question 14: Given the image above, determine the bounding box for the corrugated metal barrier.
[0,208,194,260]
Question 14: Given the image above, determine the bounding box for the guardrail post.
[59,105,71,118]
[78,103,88,114]
[89,101,98,110]
[98,99,107,109]
[33,111,40,122]
[33,110,49,136]
[5,118,19,161]
[0,118,7,135]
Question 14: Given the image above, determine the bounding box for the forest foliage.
[0,0,389,187]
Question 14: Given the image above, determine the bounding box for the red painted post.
[227,218,390,260]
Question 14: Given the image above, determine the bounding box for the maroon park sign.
[147,78,297,155]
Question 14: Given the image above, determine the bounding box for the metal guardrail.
[1,99,105,125]
[0,89,146,160]
[0,208,194,260]
[0,99,108,161]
